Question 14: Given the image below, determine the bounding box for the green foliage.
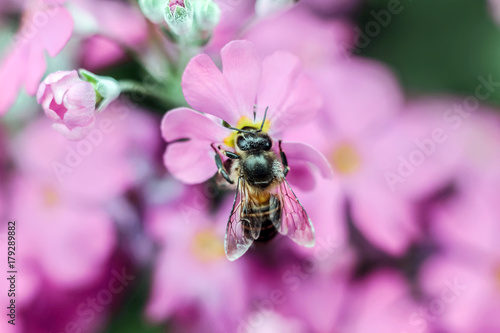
[358,0,500,106]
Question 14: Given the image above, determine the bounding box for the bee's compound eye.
[265,138,272,150]
[236,135,247,150]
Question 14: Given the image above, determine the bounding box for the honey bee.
[212,108,315,261]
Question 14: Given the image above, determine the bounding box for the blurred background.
[1,0,500,332]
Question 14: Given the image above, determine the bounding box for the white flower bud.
[139,0,167,23]
[193,0,221,31]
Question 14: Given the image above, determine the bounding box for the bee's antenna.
[253,105,257,122]
[257,106,269,132]
[229,127,254,134]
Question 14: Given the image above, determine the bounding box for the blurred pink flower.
[12,102,160,203]
[430,187,497,256]
[420,253,500,333]
[420,154,500,333]
[376,98,500,200]
[236,227,354,332]
[146,189,248,332]
[341,270,430,333]
[37,70,97,141]
[208,0,254,52]
[4,100,160,331]
[286,58,420,255]
[10,175,116,299]
[0,0,73,115]
[449,107,500,189]
[162,40,331,185]
[244,6,353,71]
[278,266,352,332]
[74,0,148,71]
[422,105,500,255]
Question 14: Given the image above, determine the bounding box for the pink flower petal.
[47,97,67,120]
[285,161,316,191]
[244,7,354,68]
[257,52,322,134]
[0,44,28,115]
[80,36,127,71]
[317,58,404,136]
[164,140,219,184]
[274,72,322,134]
[182,54,240,124]
[280,141,333,179]
[52,119,95,141]
[46,70,81,105]
[350,186,419,255]
[161,108,229,184]
[257,52,301,118]
[84,0,147,47]
[221,40,261,119]
[161,107,228,142]
[62,81,96,127]
[38,6,74,57]
[25,41,47,95]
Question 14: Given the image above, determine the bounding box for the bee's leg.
[278,140,289,177]
[211,144,234,184]
[217,146,240,160]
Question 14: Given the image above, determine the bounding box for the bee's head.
[235,130,272,152]
[229,106,272,152]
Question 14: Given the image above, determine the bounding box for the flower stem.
[118,80,176,108]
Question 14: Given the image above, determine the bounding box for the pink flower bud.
[168,0,186,13]
[37,70,97,141]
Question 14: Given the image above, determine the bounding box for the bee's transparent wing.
[224,177,261,261]
[272,179,315,247]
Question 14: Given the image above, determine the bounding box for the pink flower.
[10,176,116,297]
[285,58,420,255]
[340,270,430,333]
[277,265,352,332]
[13,102,160,203]
[37,70,97,140]
[420,253,500,333]
[244,6,353,71]
[419,140,500,333]
[5,101,160,330]
[74,0,148,71]
[161,40,331,186]
[208,1,254,52]
[146,188,248,332]
[0,0,73,115]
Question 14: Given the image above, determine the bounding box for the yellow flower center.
[191,229,225,262]
[223,116,271,148]
[331,143,361,175]
[42,186,59,207]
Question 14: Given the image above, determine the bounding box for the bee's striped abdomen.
[242,195,281,243]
